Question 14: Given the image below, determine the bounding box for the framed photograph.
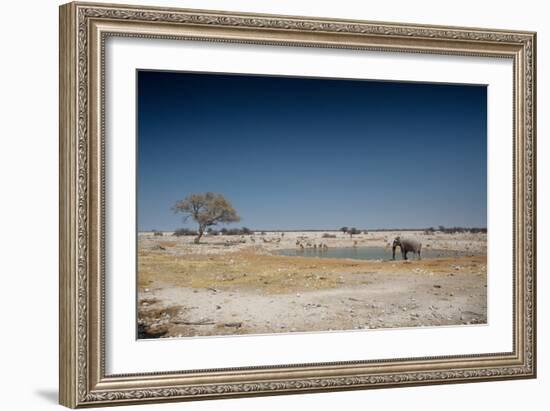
[59,2,536,408]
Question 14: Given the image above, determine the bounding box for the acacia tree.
[173,192,240,243]
[348,227,360,238]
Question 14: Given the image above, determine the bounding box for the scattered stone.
[174,319,214,325]
[224,322,242,328]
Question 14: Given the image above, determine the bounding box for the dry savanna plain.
[137,230,487,339]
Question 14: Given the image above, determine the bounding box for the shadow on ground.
[35,389,58,404]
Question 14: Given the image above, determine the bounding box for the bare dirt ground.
[137,231,487,338]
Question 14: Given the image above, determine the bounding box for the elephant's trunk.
[392,245,396,260]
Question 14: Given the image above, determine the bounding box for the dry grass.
[138,248,487,294]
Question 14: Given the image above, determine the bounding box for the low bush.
[435,226,487,234]
[220,227,255,236]
[173,228,196,237]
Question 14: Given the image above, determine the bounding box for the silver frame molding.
[59,2,536,408]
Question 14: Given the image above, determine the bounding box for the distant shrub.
[322,233,336,238]
[218,227,255,236]
[434,226,487,234]
[348,227,361,235]
[173,228,196,237]
[153,231,163,237]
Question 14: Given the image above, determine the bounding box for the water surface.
[277,246,480,261]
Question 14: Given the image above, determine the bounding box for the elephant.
[392,236,422,260]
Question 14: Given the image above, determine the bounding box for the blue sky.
[137,70,487,231]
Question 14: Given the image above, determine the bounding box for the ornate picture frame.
[59,1,536,408]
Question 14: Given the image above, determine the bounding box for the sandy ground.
[137,231,487,339]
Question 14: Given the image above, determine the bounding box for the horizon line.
[140,226,488,233]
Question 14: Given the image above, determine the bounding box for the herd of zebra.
[295,240,329,250]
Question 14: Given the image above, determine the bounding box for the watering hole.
[276,246,482,261]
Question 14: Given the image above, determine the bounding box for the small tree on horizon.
[173,192,240,244]
[340,226,349,234]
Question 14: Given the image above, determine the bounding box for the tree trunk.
[194,226,205,244]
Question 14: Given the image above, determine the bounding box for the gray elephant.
[392,236,422,260]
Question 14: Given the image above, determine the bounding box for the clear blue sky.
[137,70,487,231]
